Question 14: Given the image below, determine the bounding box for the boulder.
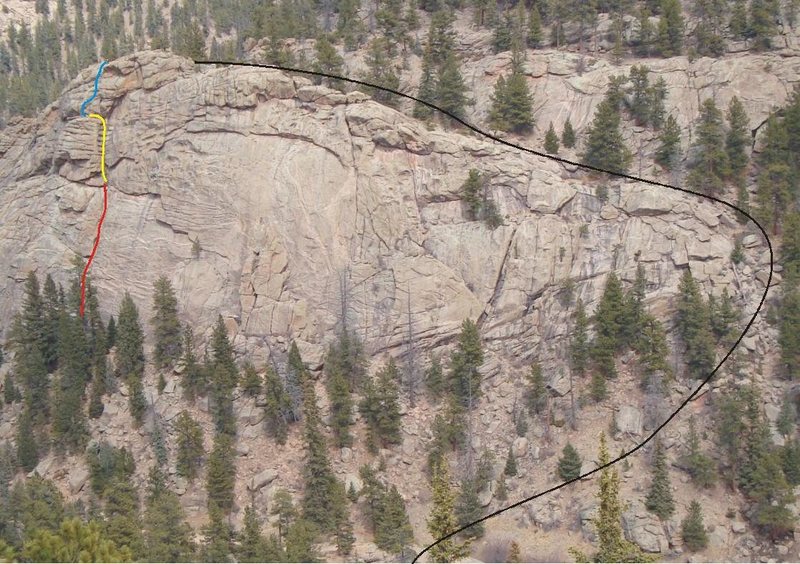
[248,469,278,491]
[527,500,563,530]
[547,371,571,397]
[344,473,363,494]
[616,405,643,437]
[478,482,494,507]
[69,467,90,494]
[622,507,669,553]
[238,403,265,427]
[173,475,188,495]
[580,503,599,542]
[512,437,529,458]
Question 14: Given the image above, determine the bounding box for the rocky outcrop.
[0,51,772,375]
[0,48,788,562]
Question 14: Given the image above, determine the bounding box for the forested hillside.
[1,0,800,562]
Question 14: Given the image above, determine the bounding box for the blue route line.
[80,60,108,117]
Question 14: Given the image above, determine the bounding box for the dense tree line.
[1,0,792,124]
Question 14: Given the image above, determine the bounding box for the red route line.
[79,182,108,317]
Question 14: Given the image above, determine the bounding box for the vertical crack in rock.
[477,225,518,328]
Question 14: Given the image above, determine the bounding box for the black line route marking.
[193,59,774,563]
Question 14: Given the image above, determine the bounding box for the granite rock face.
[0,51,771,372]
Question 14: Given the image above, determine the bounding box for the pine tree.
[756,161,793,235]
[151,275,182,370]
[781,213,800,268]
[726,96,750,182]
[285,342,306,423]
[21,518,132,563]
[313,34,344,90]
[176,410,204,482]
[52,278,90,451]
[106,315,116,350]
[413,51,436,119]
[558,443,583,481]
[363,38,401,107]
[237,504,275,563]
[449,319,483,409]
[687,98,731,197]
[680,417,716,488]
[582,92,632,174]
[488,49,534,134]
[143,468,195,562]
[180,326,205,400]
[427,461,470,562]
[676,270,715,379]
[655,113,681,170]
[495,472,508,501]
[570,299,589,377]
[271,488,297,545]
[284,518,319,562]
[19,272,45,355]
[455,476,484,539]
[329,480,354,556]
[730,0,749,38]
[425,354,446,399]
[3,373,21,405]
[116,292,146,425]
[748,0,779,51]
[636,314,670,381]
[201,505,234,562]
[461,169,484,220]
[681,500,708,551]
[737,386,771,493]
[777,394,796,438]
[360,360,403,452]
[781,439,800,486]
[376,484,414,555]
[649,77,668,129]
[628,65,651,126]
[325,329,367,392]
[41,273,60,371]
[750,450,796,538]
[14,335,49,426]
[527,5,543,47]
[691,0,726,56]
[634,6,655,56]
[210,315,238,436]
[593,433,649,562]
[645,440,675,520]
[657,0,684,56]
[436,51,467,121]
[240,361,262,397]
[326,362,354,449]
[492,12,513,53]
[709,287,738,345]
[525,361,548,415]
[206,432,236,515]
[592,272,626,380]
[336,0,365,50]
[102,477,144,558]
[263,366,291,445]
[504,446,518,476]
[561,116,576,148]
[16,407,38,472]
[544,122,560,154]
[300,366,342,533]
[590,372,608,402]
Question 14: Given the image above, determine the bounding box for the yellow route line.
[88,112,107,183]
